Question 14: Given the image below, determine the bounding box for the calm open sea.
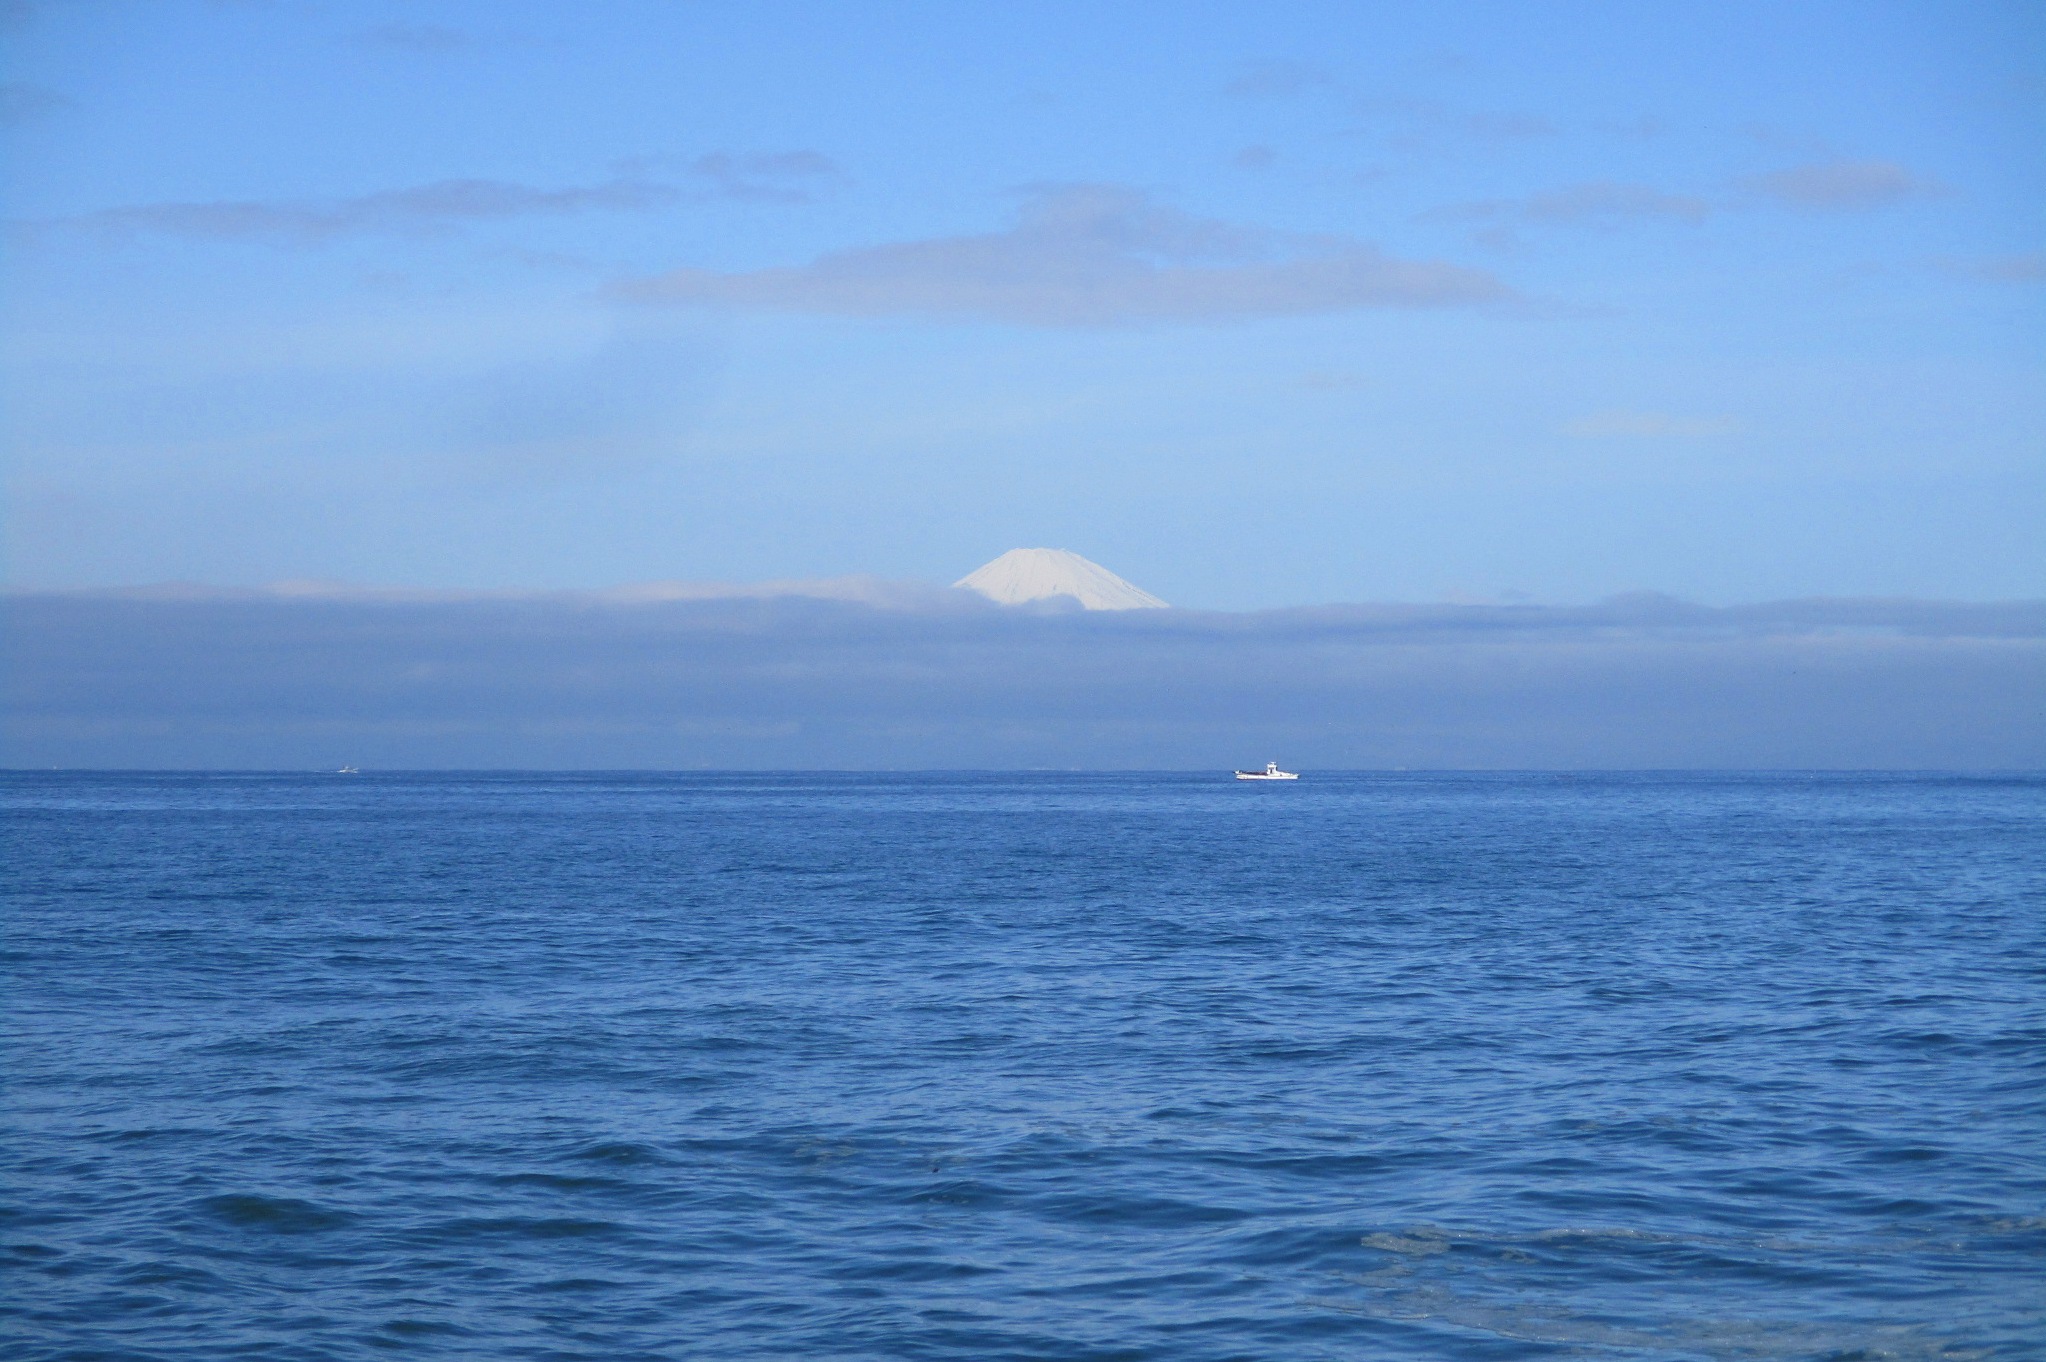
[3,772,2042,1360]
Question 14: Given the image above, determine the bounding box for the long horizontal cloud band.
[5,594,2039,769]
[617,185,1510,325]
[18,154,843,243]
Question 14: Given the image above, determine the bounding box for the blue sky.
[3,0,2040,608]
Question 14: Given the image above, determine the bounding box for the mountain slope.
[955,549,1168,610]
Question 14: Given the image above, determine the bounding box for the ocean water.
[3,772,2042,1361]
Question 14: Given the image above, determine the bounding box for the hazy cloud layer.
[1221,62,1555,148]
[30,156,841,243]
[5,591,2037,769]
[1742,159,1944,210]
[59,178,677,243]
[1223,59,1340,99]
[1432,181,1712,227]
[0,81,68,123]
[1429,161,1947,236]
[618,185,1510,326]
[682,151,844,203]
[351,22,477,54]
[1564,410,1742,439]
[1355,97,1558,149]
[1949,251,2046,284]
[450,327,716,480]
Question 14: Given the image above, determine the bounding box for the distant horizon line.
[7,767,2040,776]
[5,578,2042,613]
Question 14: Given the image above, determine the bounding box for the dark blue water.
[4,772,2042,1360]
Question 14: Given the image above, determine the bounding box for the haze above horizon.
[2,1,2040,610]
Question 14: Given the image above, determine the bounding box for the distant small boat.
[337,765,359,775]
[1235,762,1298,781]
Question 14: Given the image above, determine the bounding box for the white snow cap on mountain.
[954,548,1169,610]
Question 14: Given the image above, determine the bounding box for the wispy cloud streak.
[618,185,1510,326]
[1430,181,1711,227]
[1564,411,1741,438]
[351,22,476,54]
[1944,251,2045,284]
[24,155,843,243]
[0,81,68,124]
[62,177,679,242]
[1741,159,1945,210]
[683,151,844,203]
[1222,59,1339,99]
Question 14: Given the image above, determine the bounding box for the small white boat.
[1234,761,1298,781]
[337,765,360,775]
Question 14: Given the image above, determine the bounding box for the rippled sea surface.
[4,772,2042,1360]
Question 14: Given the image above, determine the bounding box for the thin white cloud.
[1301,370,1374,392]
[24,155,842,243]
[1742,159,1945,210]
[1595,115,1668,139]
[1430,161,1947,239]
[1430,181,1711,227]
[450,328,713,482]
[1564,411,1742,439]
[61,178,680,242]
[1223,59,1339,99]
[1457,111,1556,140]
[1223,70,1553,148]
[1355,97,1558,150]
[351,22,478,54]
[1945,251,2045,284]
[0,81,68,124]
[684,151,845,203]
[616,184,1511,327]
